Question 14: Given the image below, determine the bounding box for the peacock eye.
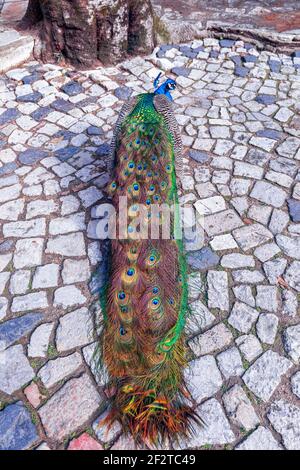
[120,326,126,336]
[127,268,135,277]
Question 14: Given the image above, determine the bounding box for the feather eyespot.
[165,164,172,173]
[117,291,129,306]
[127,246,139,261]
[145,198,151,206]
[118,291,126,300]
[120,326,126,336]
[148,297,161,312]
[161,181,167,190]
[146,250,160,267]
[122,267,137,285]
[127,161,135,171]
[131,184,140,198]
[153,194,161,202]
[148,184,155,195]
[128,204,139,217]
[132,138,141,149]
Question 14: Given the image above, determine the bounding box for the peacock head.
[154,73,177,101]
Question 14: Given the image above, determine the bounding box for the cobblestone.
[0,345,35,394]
[236,426,282,450]
[186,355,223,403]
[56,307,94,352]
[38,352,82,388]
[283,324,300,363]
[243,350,292,402]
[222,384,259,431]
[267,400,300,450]
[39,374,101,441]
[1,36,299,450]
[228,302,259,333]
[216,347,244,379]
[0,402,38,450]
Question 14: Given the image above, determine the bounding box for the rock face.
[22,0,155,66]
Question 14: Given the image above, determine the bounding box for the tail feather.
[99,93,200,445]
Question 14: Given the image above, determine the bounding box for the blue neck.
[154,83,173,101]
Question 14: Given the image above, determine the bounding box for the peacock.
[98,74,199,446]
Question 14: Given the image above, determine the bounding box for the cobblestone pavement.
[0,38,300,450]
[155,0,300,35]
